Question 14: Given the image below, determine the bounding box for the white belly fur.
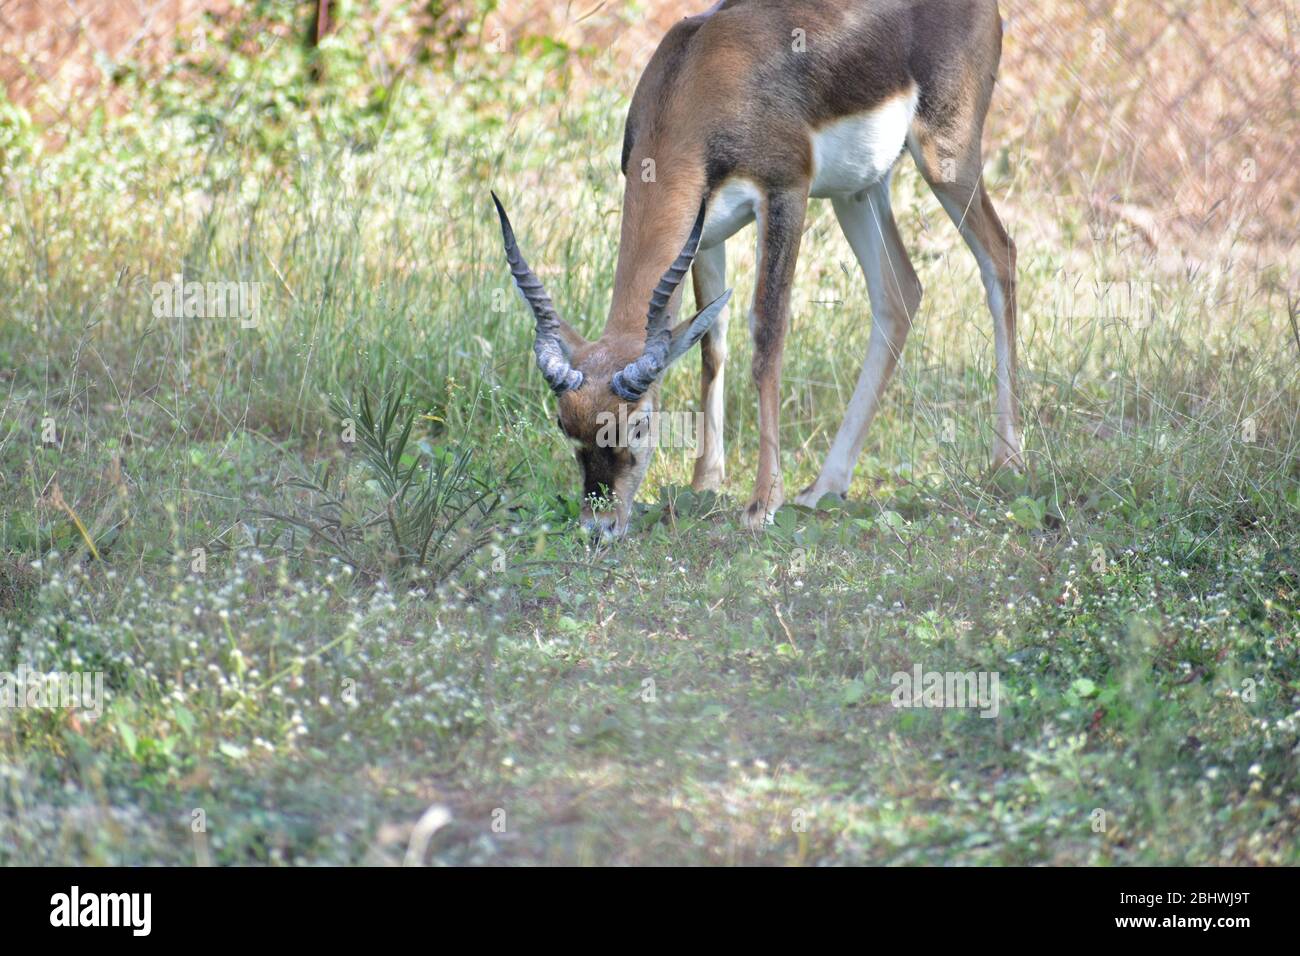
[809,85,918,199]
[700,85,917,243]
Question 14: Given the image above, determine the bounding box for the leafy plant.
[259,385,516,581]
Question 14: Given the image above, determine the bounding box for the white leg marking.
[702,178,760,248]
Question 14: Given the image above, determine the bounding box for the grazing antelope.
[494,0,1020,536]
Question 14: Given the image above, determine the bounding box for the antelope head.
[492,193,731,538]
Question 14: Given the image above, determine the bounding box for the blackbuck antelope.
[494,0,1020,536]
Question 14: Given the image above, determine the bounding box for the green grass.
[1,21,1298,865]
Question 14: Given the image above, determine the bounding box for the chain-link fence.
[0,0,223,127]
[997,0,1297,246]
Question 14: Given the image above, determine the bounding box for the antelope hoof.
[793,483,844,509]
[740,493,781,531]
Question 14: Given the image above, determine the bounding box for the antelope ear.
[663,290,732,368]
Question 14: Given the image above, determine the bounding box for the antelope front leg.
[691,242,728,491]
[742,188,807,530]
